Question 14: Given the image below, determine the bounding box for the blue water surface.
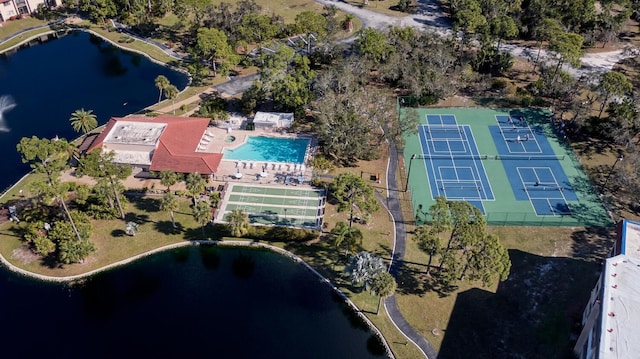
[0,30,188,190]
[224,136,310,163]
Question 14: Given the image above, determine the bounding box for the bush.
[250,226,320,242]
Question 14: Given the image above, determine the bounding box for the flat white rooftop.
[111,150,152,166]
[104,121,166,146]
[600,256,640,358]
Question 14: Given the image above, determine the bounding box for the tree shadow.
[132,196,161,213]
[392,260,429,296]
[111,229,126,237]
[570,226,615,262]
[438,249,600,359]
[198,245,220,270]
[153,220,184,235]
[124,212,151,224]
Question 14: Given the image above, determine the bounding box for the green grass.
[0,27,54,53]
[0,17,47,39]
[87,24,178,64]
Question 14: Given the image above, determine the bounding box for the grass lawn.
[342,0,407,17]
[0,17,47,39]
[0,27,53,53]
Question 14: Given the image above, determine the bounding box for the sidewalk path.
[381,140,438,358]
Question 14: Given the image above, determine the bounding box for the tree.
[49,210,95,264]
[78,0,117,23]
[413,225,441,275]
[295,10,327,39]
[463,233,511,286]
[76,149,132,219]
[185,172,207,204]
[423,197,511,290]
[357,28,395,64]
[159,170,180,192]
[160,193,179,228]
[226,208,251,237]
[164,84,179,114]
[16,136,82,241]
[155,75,170,104]
[125,221,139,236]
[370,271,397,314]
[331,172,380,228]
[597,71,632,118]
[531,18,563,73]
[193,200,212,236]
[271,54,315,117]
[344,251,386,290]
[331,221,363,254]
[195,27,238,77]
[69,108,98,139]
[490,15,518,51]
[549,31,584,85]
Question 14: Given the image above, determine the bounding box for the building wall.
[0,1,19,22]
[0,0,58,22]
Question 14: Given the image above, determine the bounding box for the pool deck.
[60,126,317,191]
[196,126,315,184]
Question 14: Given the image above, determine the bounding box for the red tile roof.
[89,116,223,174]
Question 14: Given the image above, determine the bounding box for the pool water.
[223,136,310,163]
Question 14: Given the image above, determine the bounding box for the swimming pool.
[223,136,310,163]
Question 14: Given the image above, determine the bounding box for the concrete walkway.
[382,141,438,359]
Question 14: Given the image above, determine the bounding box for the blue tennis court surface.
[419,114,493,213]
[491,115,577,216]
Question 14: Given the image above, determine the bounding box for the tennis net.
[441,185,482,191]
[420,154,489,160]
[523,186,565,191]
[496,154,565,161]
[426,126,462,133]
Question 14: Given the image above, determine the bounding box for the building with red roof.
[87,116,222,176]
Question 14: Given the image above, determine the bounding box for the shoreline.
[0,21,398,358]
[0,239,394,358]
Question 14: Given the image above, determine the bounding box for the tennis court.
[216,184,326,229]
[402,107,611,227]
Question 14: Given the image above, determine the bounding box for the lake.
[0,246,384,358]
[0,30,188,191]
[0,30,384,358]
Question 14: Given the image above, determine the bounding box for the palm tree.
[164,84,179,115]
[370,272,397,314]
[185,172,206,204]
[69,108,98,139]
[155,75,170,103]
[160,193,179,228]
[331,221,363,254]
[193,200,212,237]
[226,209,250,237]
[159,170,180,192]
[125,221,139,236]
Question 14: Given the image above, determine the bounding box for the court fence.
[415,211,603,227]
[414,154,565,161]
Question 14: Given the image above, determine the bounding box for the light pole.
[284,208,287,222]
[600,154,623,195]
[405,154,416,192]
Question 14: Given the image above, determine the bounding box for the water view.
[0,30,188,191]
[0,31,383,358]
[0,246,383,358]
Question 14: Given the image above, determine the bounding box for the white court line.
[464,125,495,201]
[420,126,442,199]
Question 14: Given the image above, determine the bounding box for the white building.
[574,219,640,359]
[0,0,59,23]
[252,111,293,130]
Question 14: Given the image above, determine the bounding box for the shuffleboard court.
[216,183,326,229]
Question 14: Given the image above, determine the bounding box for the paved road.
[380,139,439,359]
[212,73,259,96]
